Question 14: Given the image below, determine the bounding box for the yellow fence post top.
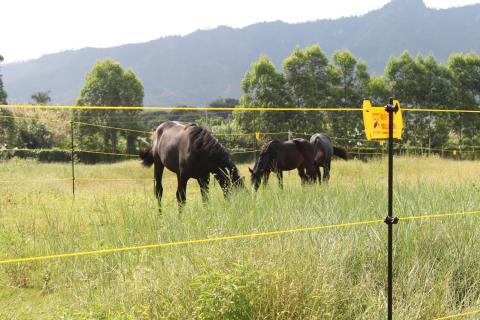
[362,99,403,141]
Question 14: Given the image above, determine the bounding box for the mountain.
[3,0,480,106]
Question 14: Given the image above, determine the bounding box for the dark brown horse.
[310,133,349,183]
[249,139,316,191]
[140,121,244,209]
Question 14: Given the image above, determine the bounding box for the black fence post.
[385,98,399,320]
[70,119,76,199]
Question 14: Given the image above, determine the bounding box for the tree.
[366,76,390,105]
[414,55,455,148]
[330,50,369,141]
[448,53,480,146]
[283,45,331,133]
[17,119,53,149]
[0,109,16,148]
[385,52,425,146]
[0,54,14,149]
[206,98,239,124]
[75,60,144,157]
[385,52,422,105]
[0,54,7,105]
[385,53,455,148]
[31,91,51,105]
[234,56,289,134]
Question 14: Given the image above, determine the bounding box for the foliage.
[75,59,145,159]
[31,91,51,105]
[234,48,479,151]
[283,45,331,133]
[0,109,16,147]
[0,148,70,162]
[0,54,7,105]
[16,119,54,149]
[207,98,239,120]
[234,56,289,133]
[192,262,264,320]
[329,50,368,141]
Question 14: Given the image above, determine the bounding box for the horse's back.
[153,121,227,178]
[153,121,190,173]
[311,134,332,150]
[269,139,314,170]
[292,138,315,165]
[310,133,333,164]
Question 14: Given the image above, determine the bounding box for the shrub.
[192,262,264,320]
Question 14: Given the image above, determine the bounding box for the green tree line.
[231,46,480,151]
[1,48,480,162]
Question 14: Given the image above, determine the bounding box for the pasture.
[0,157,479,319]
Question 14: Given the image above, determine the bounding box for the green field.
[0,157,479,319]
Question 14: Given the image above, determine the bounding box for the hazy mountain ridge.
[3,0,480,106]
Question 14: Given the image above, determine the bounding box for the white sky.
[1,0,480,63]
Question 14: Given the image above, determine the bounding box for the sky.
[1,0,480,63]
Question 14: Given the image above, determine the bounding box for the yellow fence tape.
[0,210,478,265]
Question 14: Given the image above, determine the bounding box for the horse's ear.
[248,167,253,174]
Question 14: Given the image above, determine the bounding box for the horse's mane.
[255,140,281,172]
[187,124,230,163]
[260,139,281,153]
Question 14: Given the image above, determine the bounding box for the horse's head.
[249,150,272,192]
[214,162,245,196]
[249,166,263,192]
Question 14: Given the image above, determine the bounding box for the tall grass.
[0,156,479,319]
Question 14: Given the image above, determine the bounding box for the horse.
[140,121,244,210]
[249,138,317,191]
[309,133,349,183]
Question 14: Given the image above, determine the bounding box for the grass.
[0,156,479,319]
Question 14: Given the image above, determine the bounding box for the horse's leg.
[324,160,331,181]
[197,175,210,203]
[316,166,322,184]
[154,162,164,210]
[297,167,308,185]
[276,170,283,189]
[305,162,317,184]
[176,174,189,209]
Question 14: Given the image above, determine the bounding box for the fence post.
[385,98,399,320]
[70,119,76,199]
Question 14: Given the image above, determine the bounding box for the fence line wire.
[2,113,479,155]
[0,147,271,159]
[72,121,152,134]
[0,210,478,265]
[0,178,72,184]
[0,177,177,184]
[0,148,138,158]
[1,105,362,111]
[3,104,480,113]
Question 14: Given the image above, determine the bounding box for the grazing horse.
[249,139,316,191]
[140,121,244,209]
[309,133,349,183]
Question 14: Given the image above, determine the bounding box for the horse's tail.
[333,146,349,160]
[139,147,154,167]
